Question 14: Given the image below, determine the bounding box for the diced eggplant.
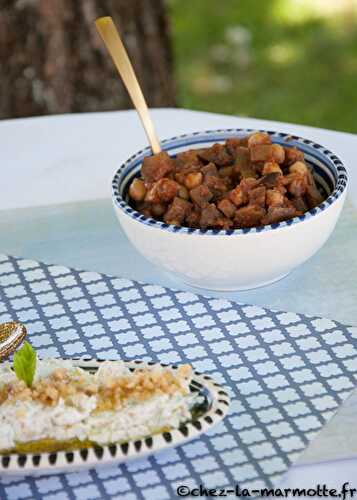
[190,184,213,208]
[164,197,192,225]
[142,152,175,183]
[217,198,236,219]
[250,144,274,163]
[234,205,266,228]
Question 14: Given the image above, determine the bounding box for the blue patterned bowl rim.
[112,128,348,236]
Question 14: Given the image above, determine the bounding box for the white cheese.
[0,360,199,450]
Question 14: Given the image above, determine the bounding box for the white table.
[1,108,357,492]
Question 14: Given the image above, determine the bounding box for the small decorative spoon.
[95,16,162,155]
[0,322,27,361]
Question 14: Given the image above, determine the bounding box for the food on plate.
[0,343,202,454]
[128,132,325,229]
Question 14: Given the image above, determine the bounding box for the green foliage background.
[170,0,357,133]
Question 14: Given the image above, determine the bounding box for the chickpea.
[129,178,147,202]
[262,162,283,176]
[290,161,308,176]
[184,172,203,190]
[271,144,285,164]
[247,132,271,148]
[177,185,189,200]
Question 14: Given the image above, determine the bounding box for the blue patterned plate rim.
[111,128,348,236]
[0,359,230,476]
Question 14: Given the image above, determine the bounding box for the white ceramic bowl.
[112,129,348,291]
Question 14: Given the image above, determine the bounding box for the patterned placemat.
[0,253,356,500]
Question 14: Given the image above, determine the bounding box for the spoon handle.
[95,16,161,155]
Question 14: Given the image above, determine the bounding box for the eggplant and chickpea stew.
[128,132,325,230]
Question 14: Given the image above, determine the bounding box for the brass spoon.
[95,16,162,154]
[0,322,27,361]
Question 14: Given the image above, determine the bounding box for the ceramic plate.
[0,359,230,476]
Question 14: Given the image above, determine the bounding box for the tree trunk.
[0,0,176,119]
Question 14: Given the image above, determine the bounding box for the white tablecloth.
[1,108,357,494]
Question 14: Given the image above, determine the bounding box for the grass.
[169,0,357,133]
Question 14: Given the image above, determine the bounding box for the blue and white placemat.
[0,253,357,500]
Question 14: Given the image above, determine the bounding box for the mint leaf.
[13,341,37,388]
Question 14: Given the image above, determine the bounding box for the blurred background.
[1,0,357,133]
